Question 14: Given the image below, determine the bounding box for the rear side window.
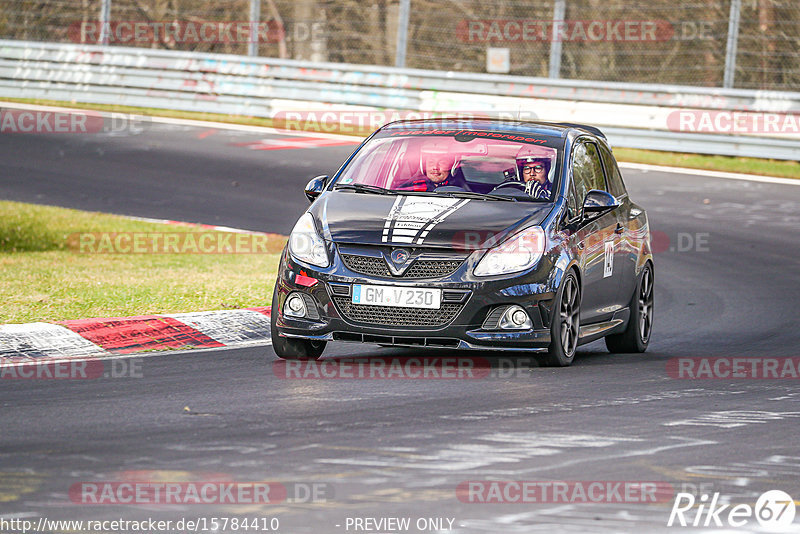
[571,141,607,202]
[599,144,628,198]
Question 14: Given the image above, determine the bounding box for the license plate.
[352,285,441,309]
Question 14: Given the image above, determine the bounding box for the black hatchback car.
[270,119,653,366]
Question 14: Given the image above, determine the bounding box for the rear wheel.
[605,263,653,353]
[270,283,326,360]
[537,270,580,367]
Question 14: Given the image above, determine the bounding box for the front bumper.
[274,248,558,352]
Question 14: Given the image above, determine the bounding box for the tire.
[537,270,581,367]
[605,262,653,354]
[270,283,326,360]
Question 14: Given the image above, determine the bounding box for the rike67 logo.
[668,490,796,531]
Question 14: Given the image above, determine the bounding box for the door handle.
[614,223,624,235]
[577,241,585,250]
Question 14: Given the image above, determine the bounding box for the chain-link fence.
[1,0,798,91]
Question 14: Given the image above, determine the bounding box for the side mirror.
[304,175,329,202]
[582,189,619,215]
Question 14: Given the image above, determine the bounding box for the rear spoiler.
[550,123,607,140]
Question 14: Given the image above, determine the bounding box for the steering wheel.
[490,181,526,193]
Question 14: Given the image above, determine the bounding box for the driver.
[395,142,466,191]
[516,147,552,199]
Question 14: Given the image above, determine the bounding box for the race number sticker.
[604,241,614,278]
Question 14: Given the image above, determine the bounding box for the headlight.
[474,226,545,277]
[288,213,329,268]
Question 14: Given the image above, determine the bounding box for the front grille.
[340,254,463,279]
[404,260,463,278]
[332,297,463,327]
[340,254,391,277]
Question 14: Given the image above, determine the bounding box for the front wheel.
[605,263,653,353]
[270,284,326,360]
[537,271,580,367]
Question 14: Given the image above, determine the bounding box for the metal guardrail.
[1,39,798,160]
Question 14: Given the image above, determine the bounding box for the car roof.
[380,118,606,140]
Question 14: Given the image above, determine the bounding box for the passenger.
[395,143,467,191]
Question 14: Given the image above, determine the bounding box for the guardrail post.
[548,0,566,79]
[249,0,261,56]
[99,0,111,45]
[395,0,411,68]
[723,0,742,88]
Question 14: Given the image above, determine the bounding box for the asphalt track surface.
[2,122,800,533]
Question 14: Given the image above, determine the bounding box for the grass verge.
[3,97,799,180]
[0,200,286,324]
[613,147,800,179]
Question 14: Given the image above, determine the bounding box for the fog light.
[499,305,532,330]
[284,293,307,318]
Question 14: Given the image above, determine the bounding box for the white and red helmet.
[419,140,458,175]
[515,145,553,181]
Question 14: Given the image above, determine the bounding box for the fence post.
[99,0,111,45]
[723,0,742,88]
[249,0,261,56]
[548,0,566,79]
[395,0,411,68]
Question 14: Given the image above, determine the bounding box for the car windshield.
[334,130,561,201]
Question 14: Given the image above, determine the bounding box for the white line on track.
[618,161,800,186]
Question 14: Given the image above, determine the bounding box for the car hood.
[310,191,552,250]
